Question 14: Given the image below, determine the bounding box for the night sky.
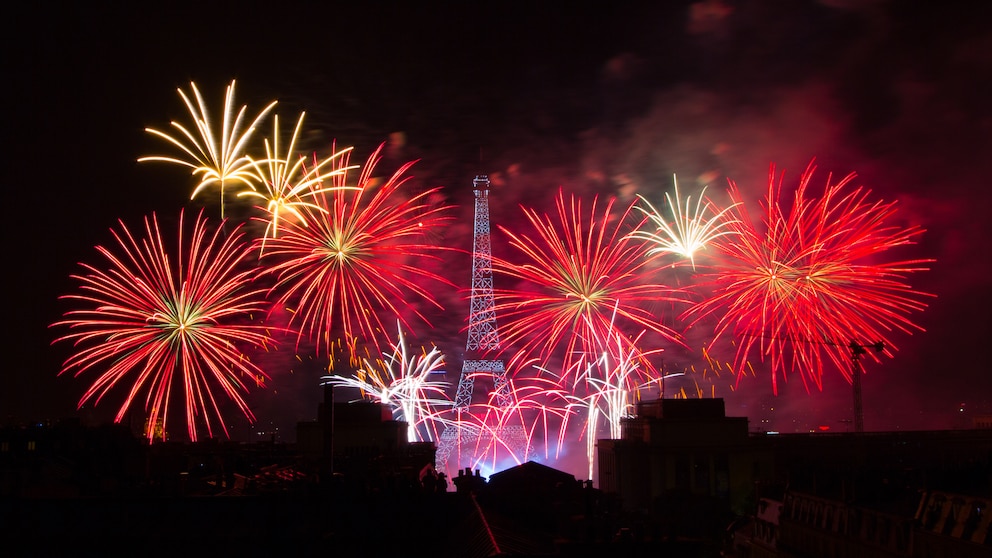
[7,1,992,452]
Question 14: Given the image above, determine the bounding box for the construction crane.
[740,333,886,433]
[846,340,885,433]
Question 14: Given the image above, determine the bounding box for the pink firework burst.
[685,161,935,393]
[493,188,688,384]
[469,374,573,470]
[259,143,455,362]
[52,210,276,442]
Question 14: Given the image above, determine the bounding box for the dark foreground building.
[1,388,607,557]
[4,396,990,557]
[597,398,992,557]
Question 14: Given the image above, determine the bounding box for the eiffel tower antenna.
[458,175,512,409]
[436,175,517,471]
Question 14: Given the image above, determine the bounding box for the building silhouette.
[4,393,989,556]
[597,397,992,556]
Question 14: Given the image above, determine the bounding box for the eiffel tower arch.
[436,175,525,472]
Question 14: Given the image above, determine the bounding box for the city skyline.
[7,2,991,465]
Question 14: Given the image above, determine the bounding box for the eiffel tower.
[436,175,521,472]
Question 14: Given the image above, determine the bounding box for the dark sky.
[6,1,992,442]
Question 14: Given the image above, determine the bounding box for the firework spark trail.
[454,374,575,472]
[260,143,456,363]
[239,115,359,248]
[321,322,453,443]
[492,188,689,385]
[558,324,666,480]
[139,80,277,219]
[678,346,742,396]
[685,161,934,393]
[452,308,675,479]
[630,175,741,269]
[52,210,276,442]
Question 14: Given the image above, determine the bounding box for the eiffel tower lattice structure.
[436,175,527,472]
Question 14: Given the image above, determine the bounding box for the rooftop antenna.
[739,333,886,433]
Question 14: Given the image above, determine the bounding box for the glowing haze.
[12,3,991,482]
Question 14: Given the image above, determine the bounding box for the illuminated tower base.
[436,176,526,472]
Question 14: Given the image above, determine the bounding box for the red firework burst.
[685,161,934,393]
[492,188,688,383]
[52,210,276,442]
[259,143,455,362]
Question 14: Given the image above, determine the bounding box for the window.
[848,510,861,537]
[693,456,710,494]
[961,500,984,541]
[785,494,796,519]
[895,522,909,551]
[941,498,964,536]
[879,517,891,546]
[715,454,729,498]
[924,494,946,530]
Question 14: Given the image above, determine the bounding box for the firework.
[493,188,688,382]
[139,80,277,218]
[629,175,741,269]
[260,143,455,362]
[437,337,580,472]
[321,322,452,443]
[554,325,662,479]
[444,374,573,474]
[239,114,358,247]
[665,346,742,399]
[52,210,276,442]
[684,161,934,393]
